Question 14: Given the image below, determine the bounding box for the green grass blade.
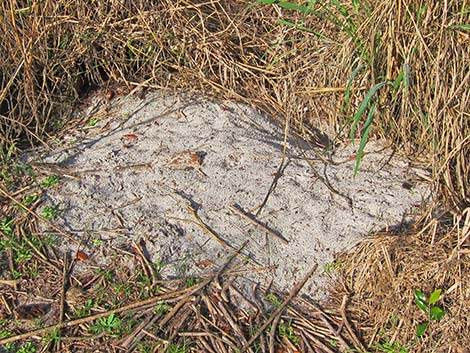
[353,102,376,176]
[392,70,404,91]
[277,19,332,40]
[451,23,470,31]
[251,0,322,16]
[344,63,363,113]
[350,81,387,140]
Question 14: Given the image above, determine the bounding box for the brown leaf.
[123,134,138,140]
[76,250,88,260]
[195,259,214,268]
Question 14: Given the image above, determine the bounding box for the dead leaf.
[123,134,138,140]
[195,259,214,268]
[167,151,203,169]
[76,250,88,260]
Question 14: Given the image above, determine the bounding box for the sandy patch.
[28,90,430,298]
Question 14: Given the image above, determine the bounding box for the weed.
[91,234,103,245]
[153,257,165,277]
[88,118,99,127]
[96,268,114,282]
[278,320,300,344]
[0,330,14,351]
[328,338,338,347]
[166,340,190,353]
[155,302,170,315]
[0,143,16,166]
[266,293,282,308]
[16,341,37,353]
[323,260,342,274]
[41,205,61,220]
[349,81,388,175]
[42,328,61,350]
[75,299,95,318]
[414,289,445,337]
[88,313,123,338]
[52,119,64,129]
[0,217,14,236]
[372,341,409,353]
[11,269,23,279]
[22,194,39,206]
[136,342,154,353]
[185,276,200,288]
[33,318,45,328]
[0,144,34,189]
[42,175,60,188]
[136,270,152,286]
[0,236,32,264]
[115,283,132,299]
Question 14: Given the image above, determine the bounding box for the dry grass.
[1,0,469,352]
[330,212,470,352]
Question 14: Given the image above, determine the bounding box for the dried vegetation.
[1,0,469,352]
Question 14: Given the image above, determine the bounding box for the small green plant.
[414,289,446,337]
[16,341,37,353]
[265,293,282,308]
[22,194,39,206]
[88,314,123,338]
[155,302,170,315]
[42,175,60,188]
[0,236,32,264]
[153,257,165,277]
[52,119,64,129]
[88,118,99,127]
[136,342,154,353]
[41,205,61,220]
[372,341,409,353]
[185,276,200,288]
[166,340,190,353]
[115,283,132,299]
[136,270,152,287]
[323,260,342,274]
[42,328,61,349]
[75,299,95,318]
[91,234,103,245]
[0,330,15,351]
[328,338,338,347]
[278,321,300,344]
[0,217,14,235]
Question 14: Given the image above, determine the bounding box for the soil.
[26,89,430,298]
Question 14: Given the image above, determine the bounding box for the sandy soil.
[28,90,430,298]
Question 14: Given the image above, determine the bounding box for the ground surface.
[27,90,430,298]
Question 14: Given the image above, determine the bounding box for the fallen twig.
[229,203,288,244]
[0,279,210,345]
[239,263,318,353]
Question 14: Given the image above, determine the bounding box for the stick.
[0,279,210,345]
[340,294,366,352]
[229,204,288,244]
[187,205,259,267]
[59,252,68,323]
[239,263,318,353]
